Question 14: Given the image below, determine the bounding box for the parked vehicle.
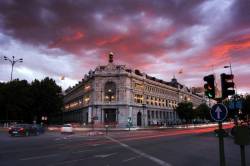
[9,124,37,136]
[61,124,73,134]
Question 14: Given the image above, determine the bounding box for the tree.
[175,102,194,123]
[1,79,32,122]
[223,95,249,121]
[30,77,63,123]
[242,95,250,120]
[0,77,63,124]
[195,103,211,121]
[0,82,7,122]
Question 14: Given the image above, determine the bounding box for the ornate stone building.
[63,53,206,127]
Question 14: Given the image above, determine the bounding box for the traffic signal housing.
[221,73,235,99]
[203,74,215,99]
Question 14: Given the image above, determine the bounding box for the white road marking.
[20,154,59,161]
[122,156,141,162]
[94,153,117,158]
[106,136,172,166]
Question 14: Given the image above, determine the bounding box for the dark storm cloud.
[1,0,250,92]
[205,0,250,47]
[0,0,203,56]
[231,0,250,29]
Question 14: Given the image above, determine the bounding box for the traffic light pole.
[240,145,246,166]
[224,64,237,125]
[233,96,238,126]
[230,64,238,126]
[216,98,226,166]
[218,121,226,166]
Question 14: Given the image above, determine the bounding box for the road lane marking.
[94,153,117,158]
[105,136,172,166]
[122,156,141,162]
[20,154,59,161]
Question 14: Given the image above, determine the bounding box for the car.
[9,124,37,136]
[61,124,73,134]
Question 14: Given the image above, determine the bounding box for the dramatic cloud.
[0,0,250,93]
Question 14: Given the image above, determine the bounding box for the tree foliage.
[0,78,63,123]
[242,95,250,115]
[194,103,211,121]
[175,102,194,123]
[223,95,250,121]
[175,102,212,123]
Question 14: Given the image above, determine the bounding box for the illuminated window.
[135,83,143,90]
[104,82,116,102]
[134,94,143,103]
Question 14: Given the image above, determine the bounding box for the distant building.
[63,53,206,127]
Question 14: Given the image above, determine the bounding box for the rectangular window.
[134,94,143,104]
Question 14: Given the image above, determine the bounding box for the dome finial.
[108,52,114,63]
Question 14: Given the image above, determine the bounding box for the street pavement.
[0,126,249,166]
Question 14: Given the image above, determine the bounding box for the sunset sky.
[0,0,250,94]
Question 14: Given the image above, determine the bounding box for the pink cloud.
[49,31,85,48]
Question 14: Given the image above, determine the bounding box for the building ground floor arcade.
[63,105,179,127]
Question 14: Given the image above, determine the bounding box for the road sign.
[229,100,242,110]
[210,104,228,122]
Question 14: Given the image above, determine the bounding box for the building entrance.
[104,109,116,124]
[137,112,142,126]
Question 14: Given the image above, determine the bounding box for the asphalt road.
[0,127,249,166]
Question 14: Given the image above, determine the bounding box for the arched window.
[104,82,116,102]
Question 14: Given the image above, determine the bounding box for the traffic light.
[203,74,215,99]
[221,73,235,99]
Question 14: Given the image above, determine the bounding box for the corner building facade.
[63,54,206,127]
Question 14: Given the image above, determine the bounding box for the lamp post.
[4,56,23,81]
[224,63,232,75]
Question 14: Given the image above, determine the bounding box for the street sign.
[210,104,228,122]
[229,100,242,110]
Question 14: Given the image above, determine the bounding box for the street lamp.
[4,56,23,81]
[224,63,233,75]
